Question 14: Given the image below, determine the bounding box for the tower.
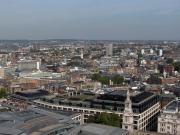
[159,49,163,57]
[122,90,134,133]
[155,65,159,74]
[80,49,83,59]
[163,69,167,78]
[141,49,145,55]
[106,44,113,56]
[150,48,154,54]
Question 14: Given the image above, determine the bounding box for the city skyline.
[0,0,180,40]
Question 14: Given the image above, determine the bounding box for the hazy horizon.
[0,0,180,40]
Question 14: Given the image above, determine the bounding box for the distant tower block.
[106,44,113,56]
[155,66,159,73]
[141,49,145,55]
[37,61,40,70]
[150,48,154,54]
[122,90,134,133]
[64,57,67,63]
[163,70,167,78]
[80,49,84,59]
[159,49,163,57]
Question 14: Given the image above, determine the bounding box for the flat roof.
[97,90,154,104]
[164,99,180,113]
[23,71,63,79]
[68,123,128,135]
[0,106,78,135]
[0,127,23,135]
[14,89,49,99]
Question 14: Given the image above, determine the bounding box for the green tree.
[91,73,101,81]
[112,75,124,85]
[96,112,109,125]
[91,73,109,85]
[0,88,8,98]
[166,58,174,64]
[138,52,143,59]
[173,61,180,72]
[87,112,122,127]
[99,76,109,85]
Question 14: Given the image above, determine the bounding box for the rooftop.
[0,106,79,135]
[66,123,128,135]
[163,99,180,113]
[21,71,63,79]
[13,89,49,100]
[97,90,154,104]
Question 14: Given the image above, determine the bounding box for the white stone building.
[158,99,180,135]
[122,90,134,133]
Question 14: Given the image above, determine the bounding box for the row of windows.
[139,103,159,125]
[160,127,177,134]
[34,101,121,117]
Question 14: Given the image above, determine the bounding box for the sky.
[0,0,180,40]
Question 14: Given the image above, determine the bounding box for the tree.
[0,88,8,98]
[87,112,122,127]
[147,74,161,84]
[173,61,180,72]
[99,76,109,85]
[87,115,96,123]
[96,112,109,125]
[138,52,143,59]
[91,73,109,85]
[166,58,174,64]
[91,73,101,81]
[112,75,124,85]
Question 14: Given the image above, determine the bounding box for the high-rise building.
[80,48,83,59]
[159,49,163,57]
[106,44,113,56]
[141,49,145,55]
[150,48,154,54]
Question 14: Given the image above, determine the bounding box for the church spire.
[124,90,133,113]
[122,89,134,133]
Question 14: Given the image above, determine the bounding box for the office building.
[159,49,163,57]
[18,59,41,71]
[0,66,15,79]
[106,44,113,56]
[33,90,160,131]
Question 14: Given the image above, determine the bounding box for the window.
[161,128,164,132]
[134,126,137,130]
